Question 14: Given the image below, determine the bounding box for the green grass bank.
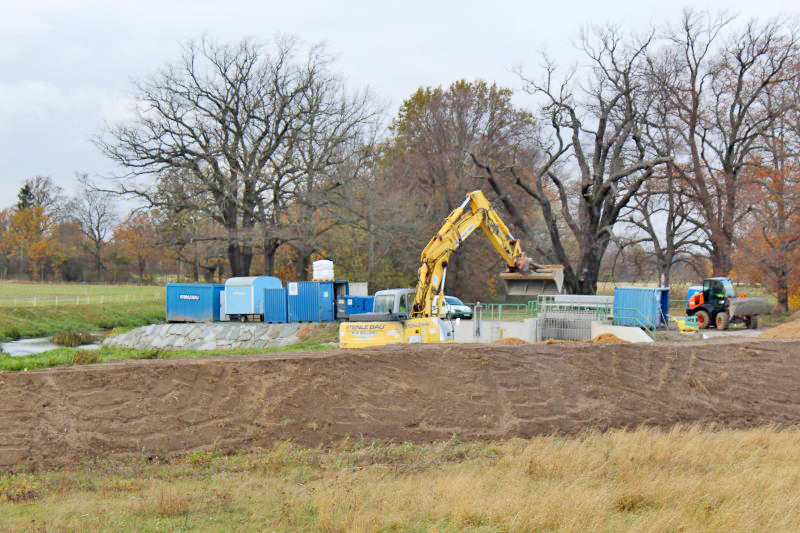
[0,342,337,372]
[0,300,164,342]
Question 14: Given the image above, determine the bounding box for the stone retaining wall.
[103,322,308,350]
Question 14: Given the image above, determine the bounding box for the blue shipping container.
[613,287,670,328]
[224,276,282,317]
[263,288,288,323]
[166,283,224,322]
[287,281,335,322]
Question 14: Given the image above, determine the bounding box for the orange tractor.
[686,277,771,329]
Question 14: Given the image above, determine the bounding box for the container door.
[318,282,334,322]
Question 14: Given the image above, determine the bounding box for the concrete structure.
[591,322,653,343]
[453,318,540,343]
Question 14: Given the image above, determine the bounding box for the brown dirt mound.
[536,338,575,344]
[492,337,528,345]
[590,333,630,343]
[3,339,800,469]
[760,319,800,339]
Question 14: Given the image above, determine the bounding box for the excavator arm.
[411,190,563,318]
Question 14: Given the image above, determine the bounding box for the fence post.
[55,296,58,306]
[33,296,36,306]
[100,295,104,305]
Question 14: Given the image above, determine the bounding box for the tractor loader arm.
[410,190,563,318]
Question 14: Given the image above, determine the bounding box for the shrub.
[71,350,99,365]
[138,349,165,359]
[51,330,95,347]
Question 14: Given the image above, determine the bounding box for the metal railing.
[0,292,164,308]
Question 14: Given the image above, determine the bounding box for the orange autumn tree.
[734,163,800,312]
[2,205,65,280]
[113,211,161,282]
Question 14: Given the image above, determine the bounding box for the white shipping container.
[348,282,368,296]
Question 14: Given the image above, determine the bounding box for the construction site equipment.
[224,276,283,321]
[287,281,337,322]
[263,288,288,323]
[671,316,699,333]
[686,277,771,329]
[613,287,670,329]
[340,190,564,348]
[166,283,224,323]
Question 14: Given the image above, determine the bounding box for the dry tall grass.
[2,426,800,532]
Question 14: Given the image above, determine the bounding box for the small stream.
[1,337,100,357]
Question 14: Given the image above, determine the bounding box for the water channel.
[1,337,100,357]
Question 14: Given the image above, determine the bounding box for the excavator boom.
[412,190,563,318]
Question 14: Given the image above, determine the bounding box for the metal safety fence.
[0,292,164,308]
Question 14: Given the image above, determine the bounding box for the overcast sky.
[0,0,795,204]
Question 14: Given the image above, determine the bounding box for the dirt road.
[2,339,800,468]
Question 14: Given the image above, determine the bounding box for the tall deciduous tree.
[382,80,544,299]
[96,35,378,278]
[652,10,800,275]
[487,25,669,294]
[68,176,119,278]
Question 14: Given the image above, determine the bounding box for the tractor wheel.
[715,312,730,330]
[695,310,711,329]
[745,315,759,329]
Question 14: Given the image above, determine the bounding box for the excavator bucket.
[499,265,564,296]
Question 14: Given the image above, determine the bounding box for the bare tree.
[617,165,705,286]
[483,25,669,294]
[95,36,331,276]
[69,175,119,277]
[653,10,800,275]
[260,66,382,279]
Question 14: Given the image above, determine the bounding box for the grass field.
[1,426,798,532]
[0,281,165,343]
[0,281,163,307]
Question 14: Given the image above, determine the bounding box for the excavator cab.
[499,265,565,296]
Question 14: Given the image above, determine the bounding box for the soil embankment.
[2,339,800,468]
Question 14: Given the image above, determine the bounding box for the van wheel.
[695,310,710,329]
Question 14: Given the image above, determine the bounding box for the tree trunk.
[296,249,313,281]
[227,241,252,277]
[263,238,281,276]
[777,267,789,313]
[709,239,733,277]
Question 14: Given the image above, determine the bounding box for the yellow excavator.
[339,190,564,348]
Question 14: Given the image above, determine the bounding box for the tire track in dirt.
[2,338,800,468]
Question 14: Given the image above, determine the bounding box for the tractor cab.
[704,277,736,305]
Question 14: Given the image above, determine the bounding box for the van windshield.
[373,294,395,314]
